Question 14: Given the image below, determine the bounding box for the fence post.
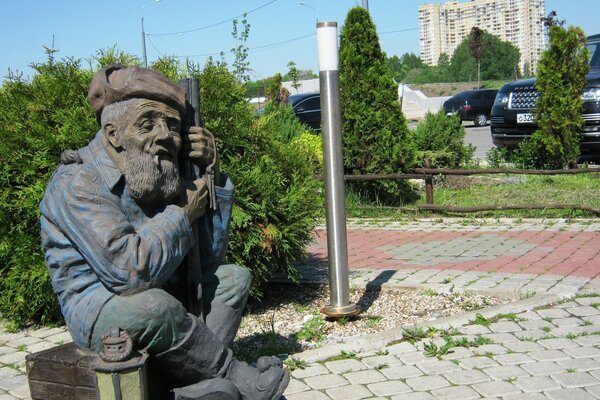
[424,159,434,205]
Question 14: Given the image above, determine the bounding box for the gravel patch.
[233,283,509,362]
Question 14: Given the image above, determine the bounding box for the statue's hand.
[181,127,216,171]
[179,178,209,222]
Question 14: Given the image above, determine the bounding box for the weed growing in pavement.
[15,344,26,352]
[401,326,437,343]
[320,350,357,363]
[575,292,600,298]
[565,332,584,339]
[424,340,453,358]
[519,291,537,299]
[423,335,494,358]
[566,368,577,373]
[375,349,389,356]
[473,336,494,346]
[421,288,438,297]
[541,326,552,333]
[583,320,593,326]
[592,303,600,309]
[441,277,454,284]
[374,363,389,370]
[297,314,327,342]
[3,362,21,371]
[518,336,535,341]
[493,313,524,323]
[504,377,516,384]
[364,316,383,328]
[542,317,554,323]
[292,303,311,314]
[336,316,350,326]
[284,357,308,371]
[473,313,491,326]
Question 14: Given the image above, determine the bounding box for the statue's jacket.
[39,131,234,349]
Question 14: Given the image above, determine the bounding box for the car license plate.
[517,113,534,123]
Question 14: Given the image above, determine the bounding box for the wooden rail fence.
[340,164,600,215]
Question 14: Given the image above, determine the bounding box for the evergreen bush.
[532,25,589,168]
[0,53,321,328]
[413,110,474,168]
[339,6,415,204]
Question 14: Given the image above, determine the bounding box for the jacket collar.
[88,131,124,190]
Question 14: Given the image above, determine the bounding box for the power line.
[378,27,419,35]
[147,0,278,37]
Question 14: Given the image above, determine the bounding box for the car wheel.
[474,113,487,127]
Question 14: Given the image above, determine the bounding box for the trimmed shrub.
[0,54,321,328]
[413,111,474,168]
[339,7,415,204]
[532,25,589,168]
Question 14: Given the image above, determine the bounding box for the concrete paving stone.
[443,369,491,385]
[367,380,411,397]
[537,308,572,319]
[574,297,600,306]
[326,384,372,400]
[5,337,41,349]
[458,356,500,370]
[472,380,522,397]
[0,352,27,366]
[545,387,597,400]
[484,333,519,343]
[285,390,331,400]
[503,340,545,353]
[284,379,311,395]
[515,332,552,343]
[556,302,579,309]
[549,286,581,296]
[390,392,434,400]
[551,326,587,337]
[44,332,72,344]
[552,317,586,328]
[459,324,492,335]
[0,333,22,345]
[7,384,29,399]
[397,351,433,365]
[0,367,20,379]
[304,374,349,390]
[493,353,536,366]
[386,341,417,355]
[586,384,600,398]
[582,315,600,324]
[416,359,461,375]
[26,327,67,339]
[568,306,600,317]
[405,375,450,391]
[528,349,571,362]
[440,346,476,360]
[361,355,402,369]
[515,375,562,392]
[325,359,366,374]
[521,360,565,376]
[343,370,387,385]
[504,393,548,400]
[538,338,579,350]
[482,365,529,380]
[563,346,600,359]
[472,344,509,355]
[430,385,480,400]
[550,371,600,388]
[488,321,522,333]
[0,395,19,400]
[558,357,600,372]
[292,364,330,379]
[591,370,600,380]
[24,341,56,354]
[575,335,600,347]
[519,320,555,331]
[0,375,26,392]
[380,365,423,380]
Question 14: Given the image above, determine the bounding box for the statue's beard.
[122,146,181,206]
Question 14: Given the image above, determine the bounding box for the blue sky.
[0,0,598,82]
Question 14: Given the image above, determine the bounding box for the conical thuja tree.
[339,6,415,203]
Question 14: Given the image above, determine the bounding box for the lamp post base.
[321,303,360,318]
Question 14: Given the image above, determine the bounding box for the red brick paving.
[306,228,600,279]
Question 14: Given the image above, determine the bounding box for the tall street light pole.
[141,17,148,68]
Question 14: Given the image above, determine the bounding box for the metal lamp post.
[317,21,359,318]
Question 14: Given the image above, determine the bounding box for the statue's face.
[118,100,183,205]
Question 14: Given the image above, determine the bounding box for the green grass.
[344,173,600,219]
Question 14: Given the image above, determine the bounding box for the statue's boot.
[153,315,289,400]
[173,378,240,400]
[205,300,244,347]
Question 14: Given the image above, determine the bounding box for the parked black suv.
[442,89,498,126]
[289,93,321,130]
[491,34,600,154]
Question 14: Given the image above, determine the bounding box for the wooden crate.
[25,343,97,400]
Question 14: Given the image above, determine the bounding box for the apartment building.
[418,0,545,73]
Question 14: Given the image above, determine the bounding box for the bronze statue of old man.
[39,65,289,400]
